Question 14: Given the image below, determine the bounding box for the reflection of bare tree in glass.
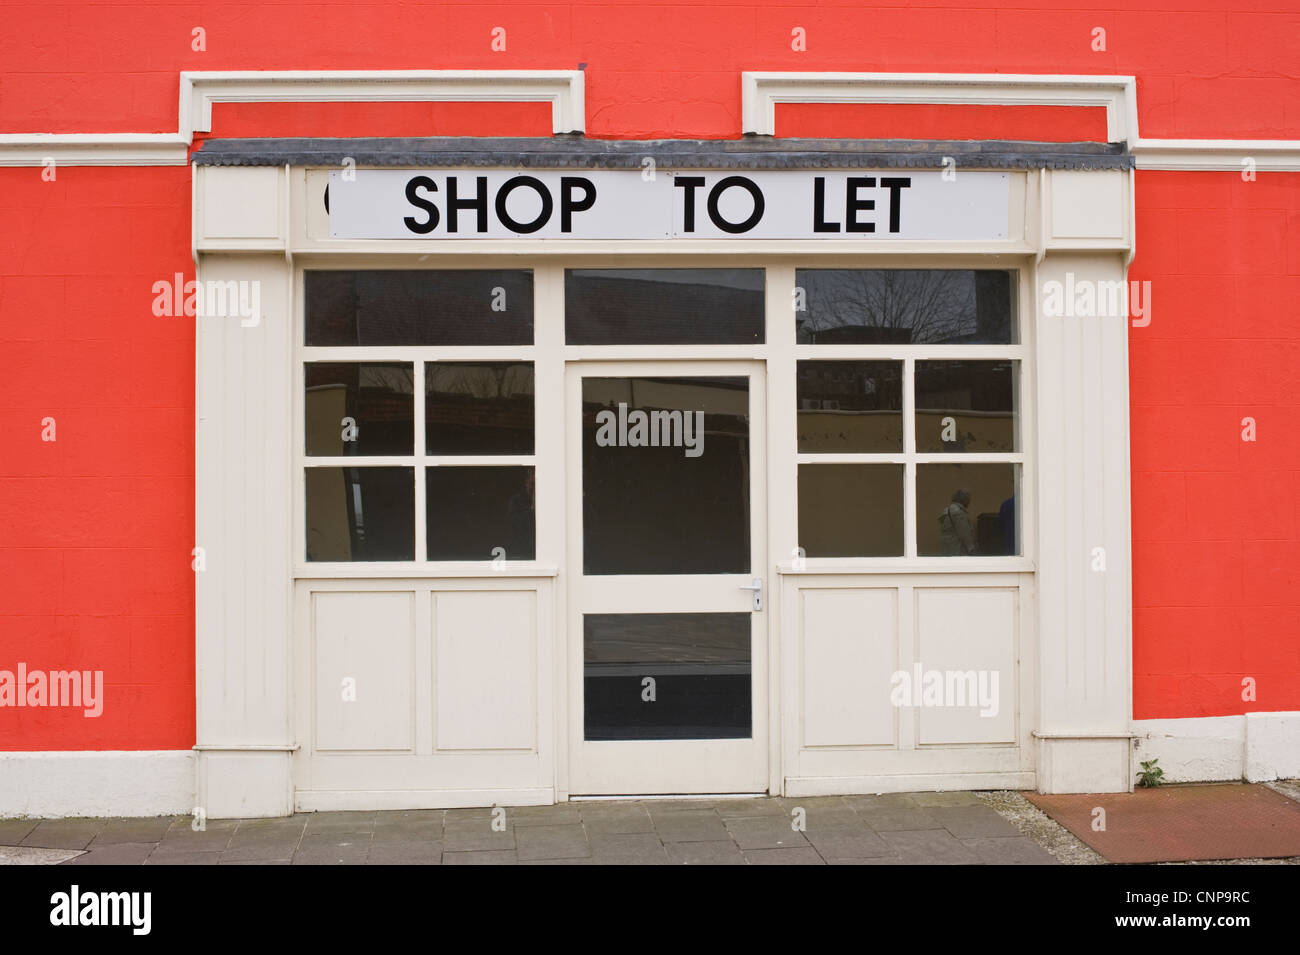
[357,364,415,395]
[425,363,534,398]
[799,270,980,344]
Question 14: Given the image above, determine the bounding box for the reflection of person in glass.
[939,488,975,556]
[507,471,536,559]
[999,495,1016,555]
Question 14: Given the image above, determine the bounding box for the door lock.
[739,576,763,611]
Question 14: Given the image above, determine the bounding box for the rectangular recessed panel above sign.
[327,169,1010,240]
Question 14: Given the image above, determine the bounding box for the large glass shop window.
[795,269,1022,558]
[303,270,535,563]
[565,268,765,344]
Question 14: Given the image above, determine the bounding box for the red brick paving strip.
[1024,783,1300,863]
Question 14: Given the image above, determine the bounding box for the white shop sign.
[327,169,1010,240]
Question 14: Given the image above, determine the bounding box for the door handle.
[738,576,762,612]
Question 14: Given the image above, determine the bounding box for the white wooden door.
[566,360,768,794]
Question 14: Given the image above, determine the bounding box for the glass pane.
[584,613,751,740]
[583,377,750,575]
[795,269,1016,344]
[305,270,533,345]
[425,362,534,455]
[305,467,414,561]
[798,464,903,557]
[797,360,902,453]
[917,463,1019,556]
[915,360,1018,452]
[305,362,413,456]
[566,268,764,344]
[426,466,535,561]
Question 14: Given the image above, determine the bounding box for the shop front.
[191,137,1135,815]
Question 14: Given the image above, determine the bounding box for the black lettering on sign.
[880,177,911,233]
[560,176,596,232]
[446,175,489,233]
[707,176,765,234]
[403,175,439,235]
[813,177,839,233]
[674,176,706,232]
[496,176,553,234]
[846,176,876,233]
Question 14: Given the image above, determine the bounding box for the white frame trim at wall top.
[743,72,1300,171]
[0,70,586,166]
[0,68,1297,171]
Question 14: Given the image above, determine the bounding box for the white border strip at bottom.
[785,772,1036,798]
[1132,711,1300,783]
[0,750,195,819]
[4,715,1295,818]
[295,788,555,812]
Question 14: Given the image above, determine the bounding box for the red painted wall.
[1129,170,1300,719]
[0,168,195,749]
[1,1,1297,749]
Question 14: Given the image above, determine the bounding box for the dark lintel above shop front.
[192,136,1133,171]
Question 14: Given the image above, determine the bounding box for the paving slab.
[442,829,516,852]
[961,836,1059,865]
[94,817,178,844]
[371,822,443,844]
[0,820,39,845]
[515,824,591,861]
[713,798,790,818]
[651,809,731,842]
[509,804,583,826]
[588,832,670,864]
[798,808,868,834]
[443,808,510,832]
[0,845,83,865]
[219,845,298,864]
[725,816,810,850]
[806,830,896,860]
[143,848,224,865]
[298,832,372,851]
[929,805,1022,839]
[825,855,905,865]
[221,859,291,865]
[744,847,824,865]
[841,794,920,811]
[664,840,746,865]
[855,807,944,832]
[225,828,304,851]
[291,846,370,865]
[879,829,982,865]
[62,842,157,865]
[303,812,377,832]
[21,820,105,850]
[580,805,656,834]
[158,818,238,850]
[910,792,983,808]
[442,849,518,865]
[365,843,442,864]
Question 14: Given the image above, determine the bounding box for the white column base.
[1036,736,1131,793]
[0,751,195,818]
[196,749,294,819]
